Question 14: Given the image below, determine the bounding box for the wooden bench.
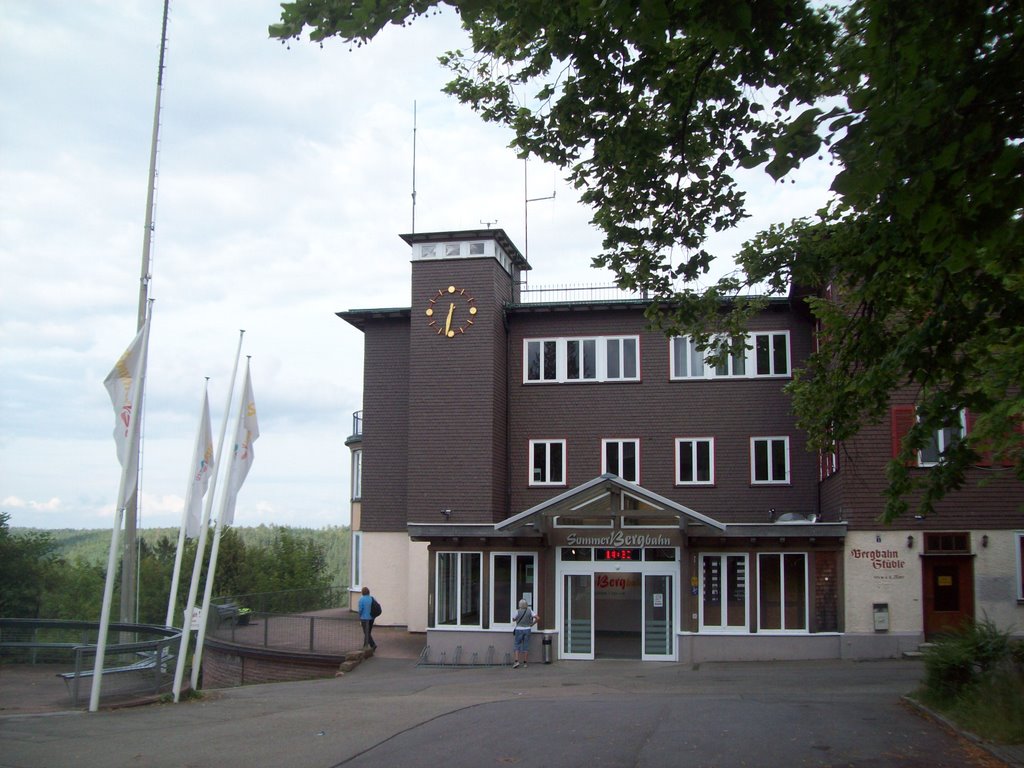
[215,603,251,625]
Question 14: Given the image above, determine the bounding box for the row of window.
[437,552,537,629]
[353,532,1024,608]
[699,552,808,632]
[524,332,792,383]
[432,549,811,634]
[531,436,791,487]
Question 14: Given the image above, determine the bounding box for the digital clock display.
[597,548,640,561]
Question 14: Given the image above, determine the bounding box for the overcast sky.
[0,1,834,531]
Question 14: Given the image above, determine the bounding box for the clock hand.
[445,302,455,336]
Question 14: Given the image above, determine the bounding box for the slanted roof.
[496,474,727,533]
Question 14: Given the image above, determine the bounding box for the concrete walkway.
[1,654,1021,768]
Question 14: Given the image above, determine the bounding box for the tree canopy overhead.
[271,0,1024,521]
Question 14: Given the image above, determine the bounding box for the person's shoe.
[523,663,528,669]
[512,661,520,668]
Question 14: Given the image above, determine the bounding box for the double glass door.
[560,569,675,660]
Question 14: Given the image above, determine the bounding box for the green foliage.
[271,0,1024,519]
[0,513,61,617]
[2,523,351,624]
[919,620,1024,743]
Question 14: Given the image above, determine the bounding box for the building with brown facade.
[340,228,1024,663]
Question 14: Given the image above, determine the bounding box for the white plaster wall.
[363,532,416,627]
[973,530,1024,635]
[844,531,922,633]
[406,539,430,633]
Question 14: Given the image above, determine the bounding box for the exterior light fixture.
[907,535,914,549]
[982,535,989,548]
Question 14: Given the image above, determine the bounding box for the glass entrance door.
[562,574,593,658]
[643,574,674,659]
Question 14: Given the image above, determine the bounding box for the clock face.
[425,285,477,338]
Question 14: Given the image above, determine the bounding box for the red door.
[922,556,974,639]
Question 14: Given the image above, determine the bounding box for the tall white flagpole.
[172,331,244,702]
[191,356,253,691]
[90,305,153,713]
[123,0,170,625]
[165,380,212,628]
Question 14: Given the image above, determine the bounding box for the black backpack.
[370,597,382,618]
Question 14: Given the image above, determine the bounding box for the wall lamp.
[906,535,914,549]
[982,534,989,548]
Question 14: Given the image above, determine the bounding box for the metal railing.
[351,410,363,438]
[0,618,181,708]
[207,586,362,656]
[209,610,363,655]
[212,585,347,615]
[517,283,649,304]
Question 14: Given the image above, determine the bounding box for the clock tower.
[404,229,530,525]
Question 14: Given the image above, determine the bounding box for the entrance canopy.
[409,474,844,543]
[497,473,725,534]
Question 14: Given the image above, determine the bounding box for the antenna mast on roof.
[411,101,417,234]
[523,158,555,263]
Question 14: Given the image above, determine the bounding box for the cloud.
[2,496,62,512]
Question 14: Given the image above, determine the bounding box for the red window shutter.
[891,405,916,465]
[966,409,994,466]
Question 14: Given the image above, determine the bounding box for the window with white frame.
[670,336,706,379]
[526,339,558,382]
[491,553,537,627]
[714,336,747,377]
[757,553,808,631]
[701,553,748,631]
[891,406,968,467]
[351,449,362,500]
[524,336,640,383]
[676,438,714,484]
[605,337,639,379]
[669,332,791,380]
[919,411,966,466]
[436,552,481,627]
[754,332,790,376]
[602,439,639,482]
[530,439,566,486]
[351,531,362,588]
[566,338,597,380]
[751,437,790,484]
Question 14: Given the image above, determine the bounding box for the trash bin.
[542,635,552,664]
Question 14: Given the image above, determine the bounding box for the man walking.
[358,586,377,650]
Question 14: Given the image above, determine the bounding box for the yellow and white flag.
[222,361,258,527]
[102,320,150,506]
[184,390,215,538]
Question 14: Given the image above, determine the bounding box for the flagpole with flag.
[164,381,215,628]
[90,305,153,712]
[191,357,259,692]
[171,331,244,702]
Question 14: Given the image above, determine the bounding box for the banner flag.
[222,361,258,527]
[102,320,149,505]
[185,391,215,538]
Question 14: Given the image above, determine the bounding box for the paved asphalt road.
[0,657,1015,768]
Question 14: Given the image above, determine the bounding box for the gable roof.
[496,474,726,532]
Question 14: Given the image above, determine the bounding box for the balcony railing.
[517,283,649,304]
[350,410,363,440]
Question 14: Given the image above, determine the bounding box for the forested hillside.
[1,516,351,624]
[13,525,350,584]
